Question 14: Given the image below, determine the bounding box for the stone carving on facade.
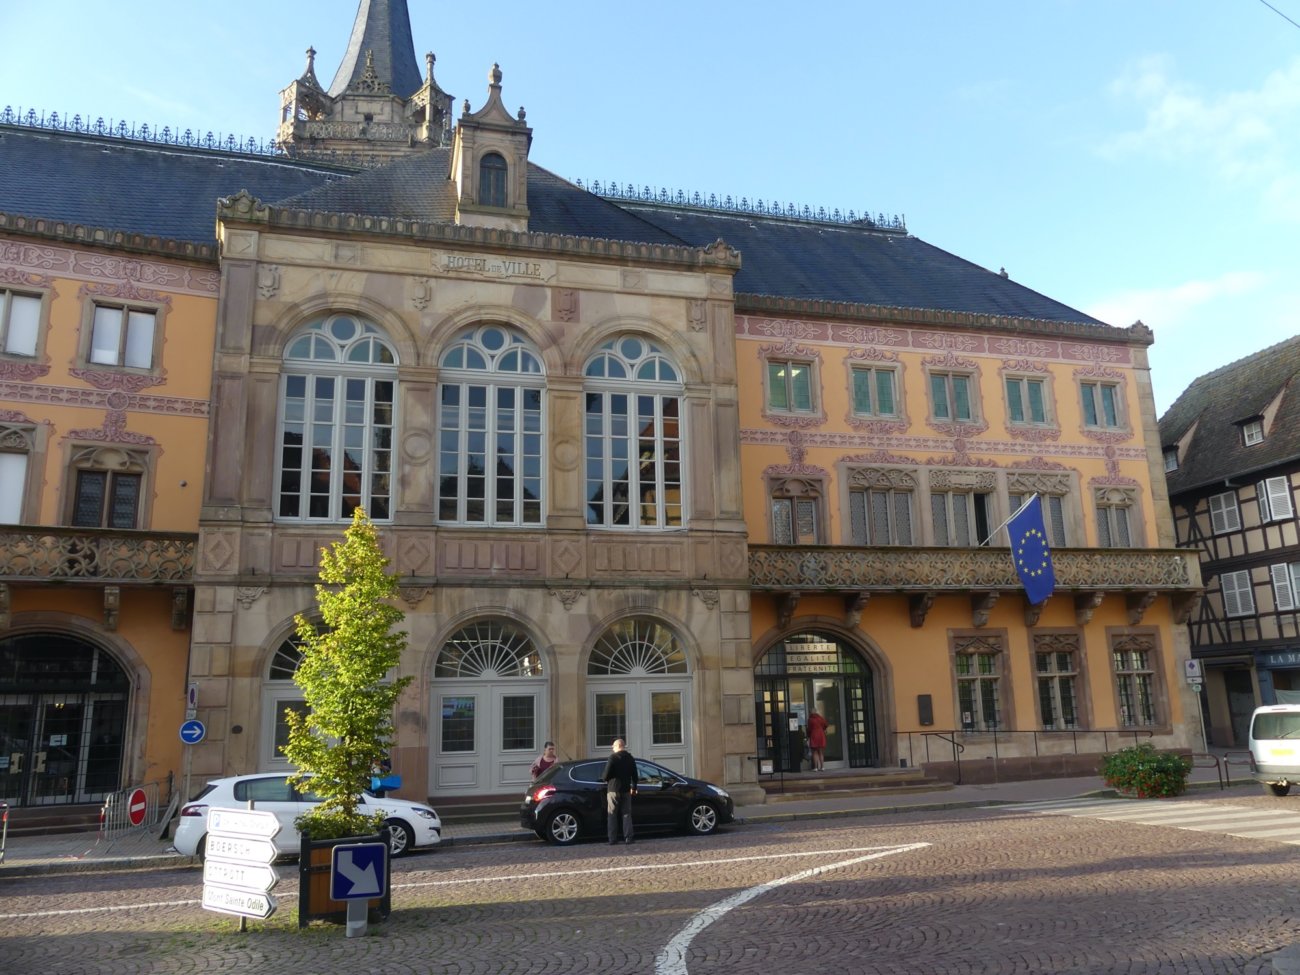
[748,545,1197,592]
[992,337,1056,358]
[621,269,644,290]
[1009,457,1070,471]
[256,264,281,299]
[1065,343,1125,364]
[844,591,870,626]
[970,592,999,627]
[236,586,267,609]
[751,318,819,340]
[915,333,981,354]
[692,587,720,610]
[102,586,120,631]
[0,360,51,382]
[399,585,433,606]
[171,587,189,630]
[909,592,935,628]
[548,586,584,609]
[0,266,54,291]
[334,243,360,264]
[1126,590,1158,625]
[68,410,156,446]
[687,300,707,332]
[847,466,917,490]
[925,436,998,468]
[1074,592,1105,626]
[1007,471,1072,496]
[75,254,182,292]
[777,592,800,628]
[837,324,908,347]
[1023,596,1045,627]
[929,469,997,492]
[554,288,578,322]
[411,277,433,310]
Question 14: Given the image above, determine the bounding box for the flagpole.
[988,492,1039,542]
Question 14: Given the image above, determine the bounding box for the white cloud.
[1097,54,1300,196]
[1086,270,1268,332]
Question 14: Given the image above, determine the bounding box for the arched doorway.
[0,633,130,806]
[586,618,693,775]
[754,632,879,772]
[431,620,547,795]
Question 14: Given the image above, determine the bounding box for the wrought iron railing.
[0,526,196,583]
[906,727,1158,785]
[748,545,1201,591]
[577,179,906,230]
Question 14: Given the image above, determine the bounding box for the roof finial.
[306,47,316,72]
[425,52,435,84]
[490,62,503,87]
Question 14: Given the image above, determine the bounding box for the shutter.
[1267,477,1294,521]
[1223,570,1255,617]
[1272,563,1296,611]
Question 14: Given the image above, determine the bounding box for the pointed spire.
[328,0,423,98]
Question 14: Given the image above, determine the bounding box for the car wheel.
[196,834,207,862]
[687,801,719,836]
[543,809,582,846]
[385,819,415,856]
[1266,783,1292,797]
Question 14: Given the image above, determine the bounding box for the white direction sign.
[207,807,281,840]
[204,833,278,864]
[202,883,278,920]
[204,857,280,893]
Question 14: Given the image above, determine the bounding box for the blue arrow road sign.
[331,842,388,901]
[179,719,206,745]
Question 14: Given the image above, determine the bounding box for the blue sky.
[4,0,1298,416]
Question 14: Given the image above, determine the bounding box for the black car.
[520,758,734,845]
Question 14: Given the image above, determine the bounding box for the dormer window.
[1243,418,1265,446]
[479,152,508,207]
[1163,448,1179,472]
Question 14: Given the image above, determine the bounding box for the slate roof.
[328,0,424,98]
[1160,334,1300,493]
[0,123,1113,332]
[0,126,347,246]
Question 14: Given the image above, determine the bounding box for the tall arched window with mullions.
[584,336,684,530]
[436,324,545,526]
[276,314,397,522]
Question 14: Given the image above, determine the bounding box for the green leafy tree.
[283,509,412,838]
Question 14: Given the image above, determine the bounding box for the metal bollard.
[0,801,8,865]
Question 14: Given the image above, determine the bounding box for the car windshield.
[1253,712,1300,740]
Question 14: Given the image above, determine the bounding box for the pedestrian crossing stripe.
[999,798,1300,845]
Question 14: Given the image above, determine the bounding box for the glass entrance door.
[790,679,846,770]
[0,699,36,805]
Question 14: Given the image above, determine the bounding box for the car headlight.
[414,807,439,821]
[707,785,730,799]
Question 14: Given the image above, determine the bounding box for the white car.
[173,772,442,859]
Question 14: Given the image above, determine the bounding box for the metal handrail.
[905,727,1159,785]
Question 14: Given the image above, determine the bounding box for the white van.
[1248,704,1300,795]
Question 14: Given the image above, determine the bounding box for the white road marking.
[0,898,202,920]
[654,843,930,975]
[1002,798,1300,845]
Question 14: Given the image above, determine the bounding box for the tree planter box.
[298,829,392,928]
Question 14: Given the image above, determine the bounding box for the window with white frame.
[1080,381,1122,429]
[0,450,28,524]
[1258,476,1294,523]
[1270,562,1300,611]
[1112,635,1158,727]
[767,359,815,413]
[770,478,822,544]
[850,366,897,417]
[1243,418,1265,446]
[931,490,994,546]
[955,635,1003,732]
[1208,490,1241,534]
[263,634,309,766]
[1035,633,1082,731]
[1163,448,1179,472]
[89,303,156,369]
[1221,569,1255,617]
[277,314,397,522]
[588,618,688,676]
[435,620,543,677]
[585,336,683,529]
[437,324,544,526]
[1095,488,1134,547]
[1005,376,1048,425]
[930,371,975,422]
[1,289,41,357]
[848,470,915,545]
[1009,491,1068,548]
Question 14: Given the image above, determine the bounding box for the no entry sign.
[127,787,148,827]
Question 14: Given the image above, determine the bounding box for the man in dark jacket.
[601,738,639,844]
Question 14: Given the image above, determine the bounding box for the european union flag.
[1008,494,1055,605]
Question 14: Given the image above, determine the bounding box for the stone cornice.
[0,211,217,263]
[216,191,743,272]
[735,293,1153,347]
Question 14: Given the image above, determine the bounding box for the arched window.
[437,324,544,526]
[435,621,543,678]
[262,633,308,768]
[584,336,683,529]
[276,314,397,522]
[587,619,687,676]
[479,152,508,207]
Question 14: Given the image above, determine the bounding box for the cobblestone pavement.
[3,792,1300,974]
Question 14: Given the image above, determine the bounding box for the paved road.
[3,794,1299,974]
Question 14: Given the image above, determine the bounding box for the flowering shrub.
[1100,743,1191,798]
